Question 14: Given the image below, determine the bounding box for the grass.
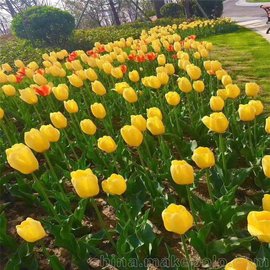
[204,27,270,101]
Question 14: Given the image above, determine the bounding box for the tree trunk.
[108,0,121,25]
[5,0,17,17]
[183,0,192,18]
[152,0,165,18]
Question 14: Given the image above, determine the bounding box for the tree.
[151,0,165,18]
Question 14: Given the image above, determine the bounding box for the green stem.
[62,129,79,160]
[205,169,214,203]
[33,105,43,124]
[0,120,13,146]
[181,235,193,270]
[32,173,60,222]
[90,199,116,249]
[185,186,198,227]
[218,134,227,180]
[248,123,255,157]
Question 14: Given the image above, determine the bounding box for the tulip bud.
[192,147,215,169]
[210,96,225,111]
[222,75,232,86]
[216,89,228,100]
[210,60,222,72]
[164,63,175,75]
[170,160,194,185]
[16,217,47,242]
[64,99,79,114]
[111,67,123,79]
[216,69,227,80]
[129,70,140,82]
[146,116,165,135]
[85,68,98,81]
[98,136,117,153]
[225,258,256,270]
[147,107,162,120]
[92,80,107,96]
[245,82,260,97]
[186,64,201,80]
[7,74,17,83]
[202,112,229,134]
[52,84,69,101]
[130,115,147,132]
[14,59,25,68]
[68,74,83,88]
[0,71,7,83]
[2,84,16,96]
[247,210,270,243]
[0,107,4,119]
[39,124,60,143]
[203,60,211,70]
[33,73,47,85]
[178,77,192,93]
[102,174,127,195]
[24,128,50,153]
[19,88,38,105]
[157,72,169,85]
[120,125,143,147]
[28,61,39,71]
[148,76,162,89]
[262,155,270,178]
[123,87,138,103]
[265,117,270,134]
[226,84,240,99]
[114,82,129,94]
[162,204,193,235]
[165,91,181,106]
[6,143,39,174]
[2,63,12,72]
[71,169,99,198]
[248,100,264,116]
[50,112,68,129]
[90,103,106,119]
[238,104,256,122]
[80,119,97,135]
[193,80,205,93]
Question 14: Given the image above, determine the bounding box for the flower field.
[0,18,270,270]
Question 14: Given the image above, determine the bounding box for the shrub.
[160,3,185,18]
[195,0,223,18]
[11,6,75,46]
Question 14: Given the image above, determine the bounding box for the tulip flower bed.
[0,18,270,270]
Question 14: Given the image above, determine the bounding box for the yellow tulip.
[248,100,264,116]
[0,107,4,119]
[216,69,227,80]
[0,71,7,83]
[68,74,83,88]
[14,59,25,68]
[91,80,107,96]
[210,60,222,72]
[102,62,112,74]
[157,54,166,65]
[85,68,98,81]
[111,67,123,79]
[80,119,97,136]
[130,115,147,132]
[245,83,260,97]
[263,194,270,211]
[71,169,99,198]
[27,61,39,71]
[170,160,194,185]
[157,72,169,85]
[16,217,47,243]
[225,258,256,270]
[193,80,205,93]
[2,85,16,96]
[148,76,162,89]
[50,112,68,129]
[90,103,106,119]
[203,60,211,70]
[222,75,232,86]
[165,91,181,106]
[2,63,12,72]
[75,70,87,81]
[202,112,229,133]
[33,73,47,85]
[147,107,163,120]
[120,125,143,147]
[146,116,165,135]
[114,82,130,95]
[24,128,50,153]
[6,143,39,174]
[238,104,256,122]
[7,74,17,83]
[192,147,215,169]
[52,84,69,101]
[226,84,240,99]
[64,99,79,114]
[262,155,270,178]
[210,96,225,111]
[165,63,175,75]
[178,77,192,93]
[40,124,60,142]
[98,136,117,153]
[247,211,270,242]
[265,117,270,134]
[186,64,201,80]
[102,173,127,195]
[129,70,140,82]
[216,89,228,100]
[123,87,138,103]
[162,204,193,235]
[19,88,38,105]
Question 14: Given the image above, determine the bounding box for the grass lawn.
[204,27,270,102]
